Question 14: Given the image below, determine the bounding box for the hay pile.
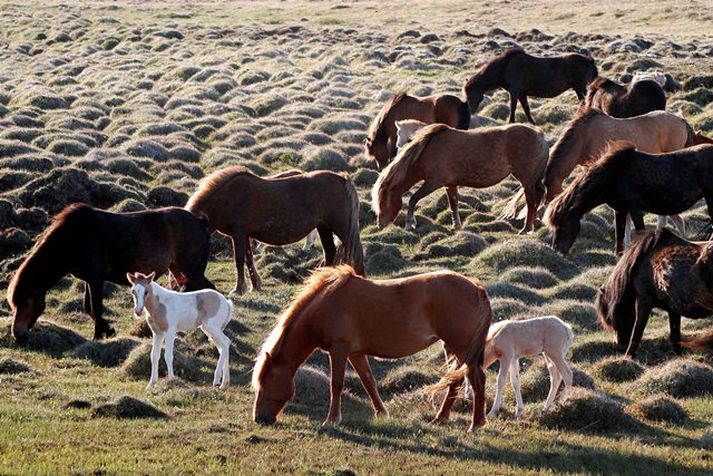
[630,359,713,398]
[93,395,168,419]
[538,388,639,432]
[628,395,688,424]
[593,357,644,383]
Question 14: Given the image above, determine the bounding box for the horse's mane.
[366,92,407,144]
[464,48,525,91]
[371,123,449,215]
[251,265,356,389]
[7,203,93,310]
[632,71,667,88]
[185,165,256,212]
[544,108,604,185]
[544,142,635,228]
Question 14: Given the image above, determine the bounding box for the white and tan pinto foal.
[478,315,574,418]
[127,272,234,389]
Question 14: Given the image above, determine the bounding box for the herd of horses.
[6,47,713,431]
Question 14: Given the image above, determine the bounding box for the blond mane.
[366,92,407,144]
[185,166,255,213]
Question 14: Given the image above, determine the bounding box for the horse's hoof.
[429,416,448,425]
[374,409,389,419]
[104,327,116,339]
[146,382,157,390]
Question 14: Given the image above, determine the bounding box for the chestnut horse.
[8,204,214,342]
[364,92,470,169]
[251,265,492,431]
[186,166,364,295]
[584,76,666,118]
[371,123,548,233]
[596,228,713,358]
[544,144,713,255]
[463,48,597,124]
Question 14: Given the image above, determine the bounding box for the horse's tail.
[457,99,471,130]
[595,229,664,332]
[684,119,695,148]
[335,175,365,276]
[500,132,549,221]
[681,329,713,351]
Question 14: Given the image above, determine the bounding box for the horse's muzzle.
[254,414,276,426]
[11,327,29,344]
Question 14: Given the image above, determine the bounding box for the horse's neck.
[145,283,168,315]
[16,246,69,300]
[547,138,583,190]
[273,321,318,376]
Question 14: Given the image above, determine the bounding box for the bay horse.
[128,272,233,389]
[584,76,666,118]
[251,265,492,431]
[694,131,713,145]
[596,228,713,358]
[544,144,713,255]
[8,204,215,343]
[185,166,364,296]
[463,48,597,124]
[364,92,470,169]
[371,123,548,233]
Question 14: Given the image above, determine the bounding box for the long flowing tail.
[681,330,713,351]
[499,133,549,221]
[335,175,365,276]
[684,120,695,147]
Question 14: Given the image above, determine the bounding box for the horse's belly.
[363,335,439,360]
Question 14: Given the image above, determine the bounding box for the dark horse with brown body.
[8,204,214,342]
[596,228,713,358]
[544,144,713,255]
[463,48,598,124]
[364,92,470,169]
[186,166,364,296]
[584,76,666,118]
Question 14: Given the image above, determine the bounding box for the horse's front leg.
[325,345,349,425]
[87,279,114,340]
[317,226,337,266]
[487,355,510,418]
[445,186,461,231]
[625,298,653,358]
[349,354,388,418]
[148,332,164,389]
[668,311,682,355]
[405,181,438,230]
[507,90,518,123]
[519,94,535,124]
[230,234,248,296]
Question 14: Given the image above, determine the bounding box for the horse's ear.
[363,137,371,146]
[147,271,156,282]
[126,273,136,284]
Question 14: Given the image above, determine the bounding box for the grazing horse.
[463,48,597,124]
[694,131,713,145]
[128,272,233,389]
[584,76,666,118]
[596,228,713,358]
[364,92,470,169]
[251,265,492,431]
[544,144,713,255]
[186,166,364,296]
[8,204,215,343]
[465,316,574,417]
[371,123,548,233]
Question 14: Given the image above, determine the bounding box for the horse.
[584,76,666,118]
[544,144,713,255]
[128,272,233,389]
[595,228,713,358]
[8,204,215,343]
[395,119,427,149]
[463,48,597,124]
[251,265,492,431]
[465,316,574,418]
[371,123,548,234]
[694,131,713,145]
[364,92,470,169]
[185,166,364,296]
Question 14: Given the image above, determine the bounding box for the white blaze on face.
[132,283,147,315]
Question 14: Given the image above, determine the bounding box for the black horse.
[8,204,215,342]
[585,76,666,117]
[596,228,713,358]
[463,48,598,124]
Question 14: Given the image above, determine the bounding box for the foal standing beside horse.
[252,265,492,431]
[8,204,215,342]
[364,92,470,169]
[186,166,364,296]
[463,48,597,124]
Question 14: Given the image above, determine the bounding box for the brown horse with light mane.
[371,123,548,233]
[252,265,492,431]
[186,167,364,296]
[364,92,470,169]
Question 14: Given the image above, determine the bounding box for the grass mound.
[593,357,644,383]
[380,365,437,397]
[630,359,713,398]
[472,239,578,279]
[121,341,210,383]
[93,395,168,419]
[538,388,639,433]
[292,365,330,406]
[0,357,32,374]
[5,321,86,357]
[420,231,487,259]
[500,267,559,289]
[70,337,141,367]
[628,395,688,424]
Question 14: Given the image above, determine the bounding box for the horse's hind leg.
[625,298,653,358]
[519,94,535,124]
[244,238,262,292]
[542,354,562,411]
[317,226,337,266]
[445,186,462,231]
[487,354,510,418]
[520,184,538,234]
[668,311,682,356]
[203,323,232,388]
[406,181,439,230]
[230,234,248,296]
[432,348,462,423]
[349,354,388,418]
[467,364,487,430]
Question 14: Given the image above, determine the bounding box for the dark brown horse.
[584,76,666,118]
[186,167,364,296]
[694,131,713,145]
[544,144,713,255]
[8,204,214,342]
[364,92,470,169]
[596,228,713,358]
[463,48,597,124]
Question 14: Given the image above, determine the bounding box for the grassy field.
[1,1,712,474]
